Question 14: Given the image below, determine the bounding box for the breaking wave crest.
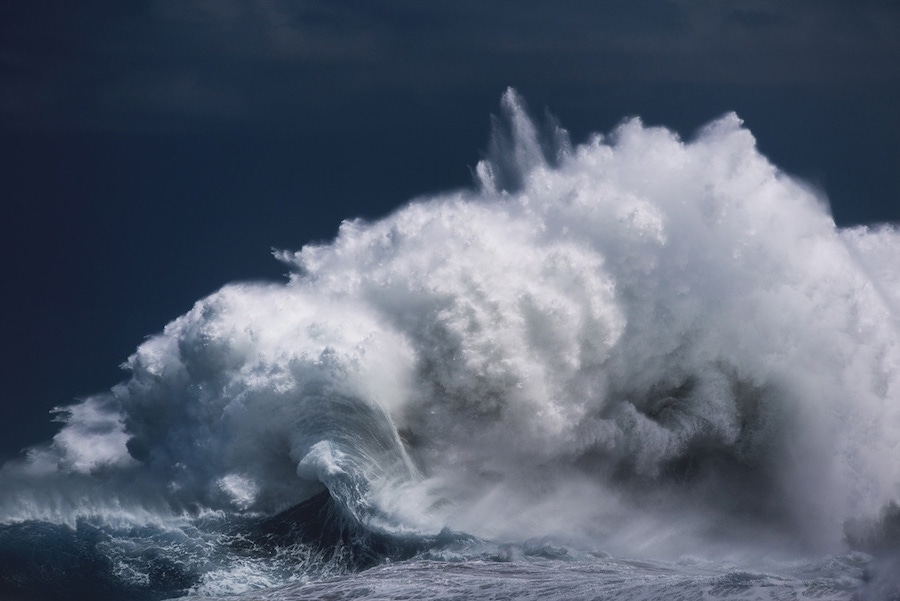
[2,89,899,598]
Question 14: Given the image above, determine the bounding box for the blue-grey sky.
[2,0,899,460]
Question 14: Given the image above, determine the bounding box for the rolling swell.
[250,490,473,571]
[0,489,466,600]
[0,520,198,601]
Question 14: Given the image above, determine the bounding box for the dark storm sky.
[2,0,899,461]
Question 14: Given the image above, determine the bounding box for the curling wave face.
[2,89,900,597]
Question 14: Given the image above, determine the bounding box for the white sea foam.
[2,89,899,562]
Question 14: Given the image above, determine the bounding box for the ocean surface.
[2,90,899,600]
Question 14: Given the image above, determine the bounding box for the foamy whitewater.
[2,89,899,600]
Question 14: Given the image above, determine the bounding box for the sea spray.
[2,89,899,599]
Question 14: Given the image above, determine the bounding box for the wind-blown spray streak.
[2,89,899,600]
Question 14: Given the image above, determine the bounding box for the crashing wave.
[2,89,899,598]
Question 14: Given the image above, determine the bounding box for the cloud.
[98,70,243,120]
[151,0,391,62]
[0,0,898,132]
